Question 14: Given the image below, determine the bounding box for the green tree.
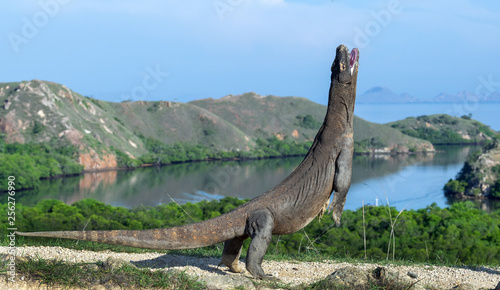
[443,179,468,195]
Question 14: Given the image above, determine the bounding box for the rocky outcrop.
[79,149,118,171]
[469,141,500,196]
[0,110,25,143]
[0,80,144,171]
[444,140,500,199]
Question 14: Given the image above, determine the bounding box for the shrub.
[443,179,468,195]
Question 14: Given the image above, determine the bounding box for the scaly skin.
[17,44,359,280]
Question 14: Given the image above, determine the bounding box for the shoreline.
[1,149,438,193]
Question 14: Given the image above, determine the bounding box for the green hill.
[353,116,434,153]
[191,93,435,154]
[387,114,499,145]
[191,93,323,142]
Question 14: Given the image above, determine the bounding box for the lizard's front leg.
[330,143,353,226]
[245,209,276,280]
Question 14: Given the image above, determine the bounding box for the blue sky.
[1,0,499,105]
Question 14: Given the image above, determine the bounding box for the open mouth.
[349,48,359,75]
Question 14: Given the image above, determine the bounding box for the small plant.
[32,120,45,134]
[386,205,405,261]
[363,200,367,260]
[295,114,321,130]
[373,179,406,261]
[472,188,482,196]
[461,113,472,120]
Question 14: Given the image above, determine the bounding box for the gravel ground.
[1,246,499,289]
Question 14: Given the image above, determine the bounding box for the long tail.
[16,210,245,250]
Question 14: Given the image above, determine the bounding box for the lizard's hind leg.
[220,236,247,273]
[245,209,275,280]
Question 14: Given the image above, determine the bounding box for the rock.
[103,257,135,272]
[374,147,391,154]
[326,266,369,288]
[78,149,118,170]
[80,263,100,271]
[0,110,25,143]
[452,283,476,290]
[407,271,418,278]
[16,256,30,263]
[200,275,255,290]
[58,85,74,103]
[3,99,10,110]
[373,267,415,287]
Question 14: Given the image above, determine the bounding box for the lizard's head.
[325,45,359,127]
[331,45,359,86]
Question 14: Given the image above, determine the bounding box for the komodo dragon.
[17,44,359,280]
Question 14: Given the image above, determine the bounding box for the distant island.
[356,86,500,104]
[1,80,499,191]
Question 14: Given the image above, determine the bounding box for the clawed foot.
[228,264,243,273]
[248,273,279,281]
[219,261,279,282]
[329,196,346,227]
[218,261,243,273]
[260,274,279,282]
[247,266,280,281]
[328,202,343,226]
[332,207,344,226]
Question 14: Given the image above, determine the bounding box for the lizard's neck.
[322,82,356,137]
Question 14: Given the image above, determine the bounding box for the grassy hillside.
[97,100,255,152]
[387,114,499,145]
[0,80,146,166]
[191,93,325,142]
[354,116,434,153]
[192,93,435,154]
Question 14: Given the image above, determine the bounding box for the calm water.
[9,103,500,211]
[356,103,500,131]
[15,145,498,211]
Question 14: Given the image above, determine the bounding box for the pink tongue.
[350,48,359,67]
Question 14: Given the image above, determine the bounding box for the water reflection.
[14,145,497,211]
[346,146,481,211]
